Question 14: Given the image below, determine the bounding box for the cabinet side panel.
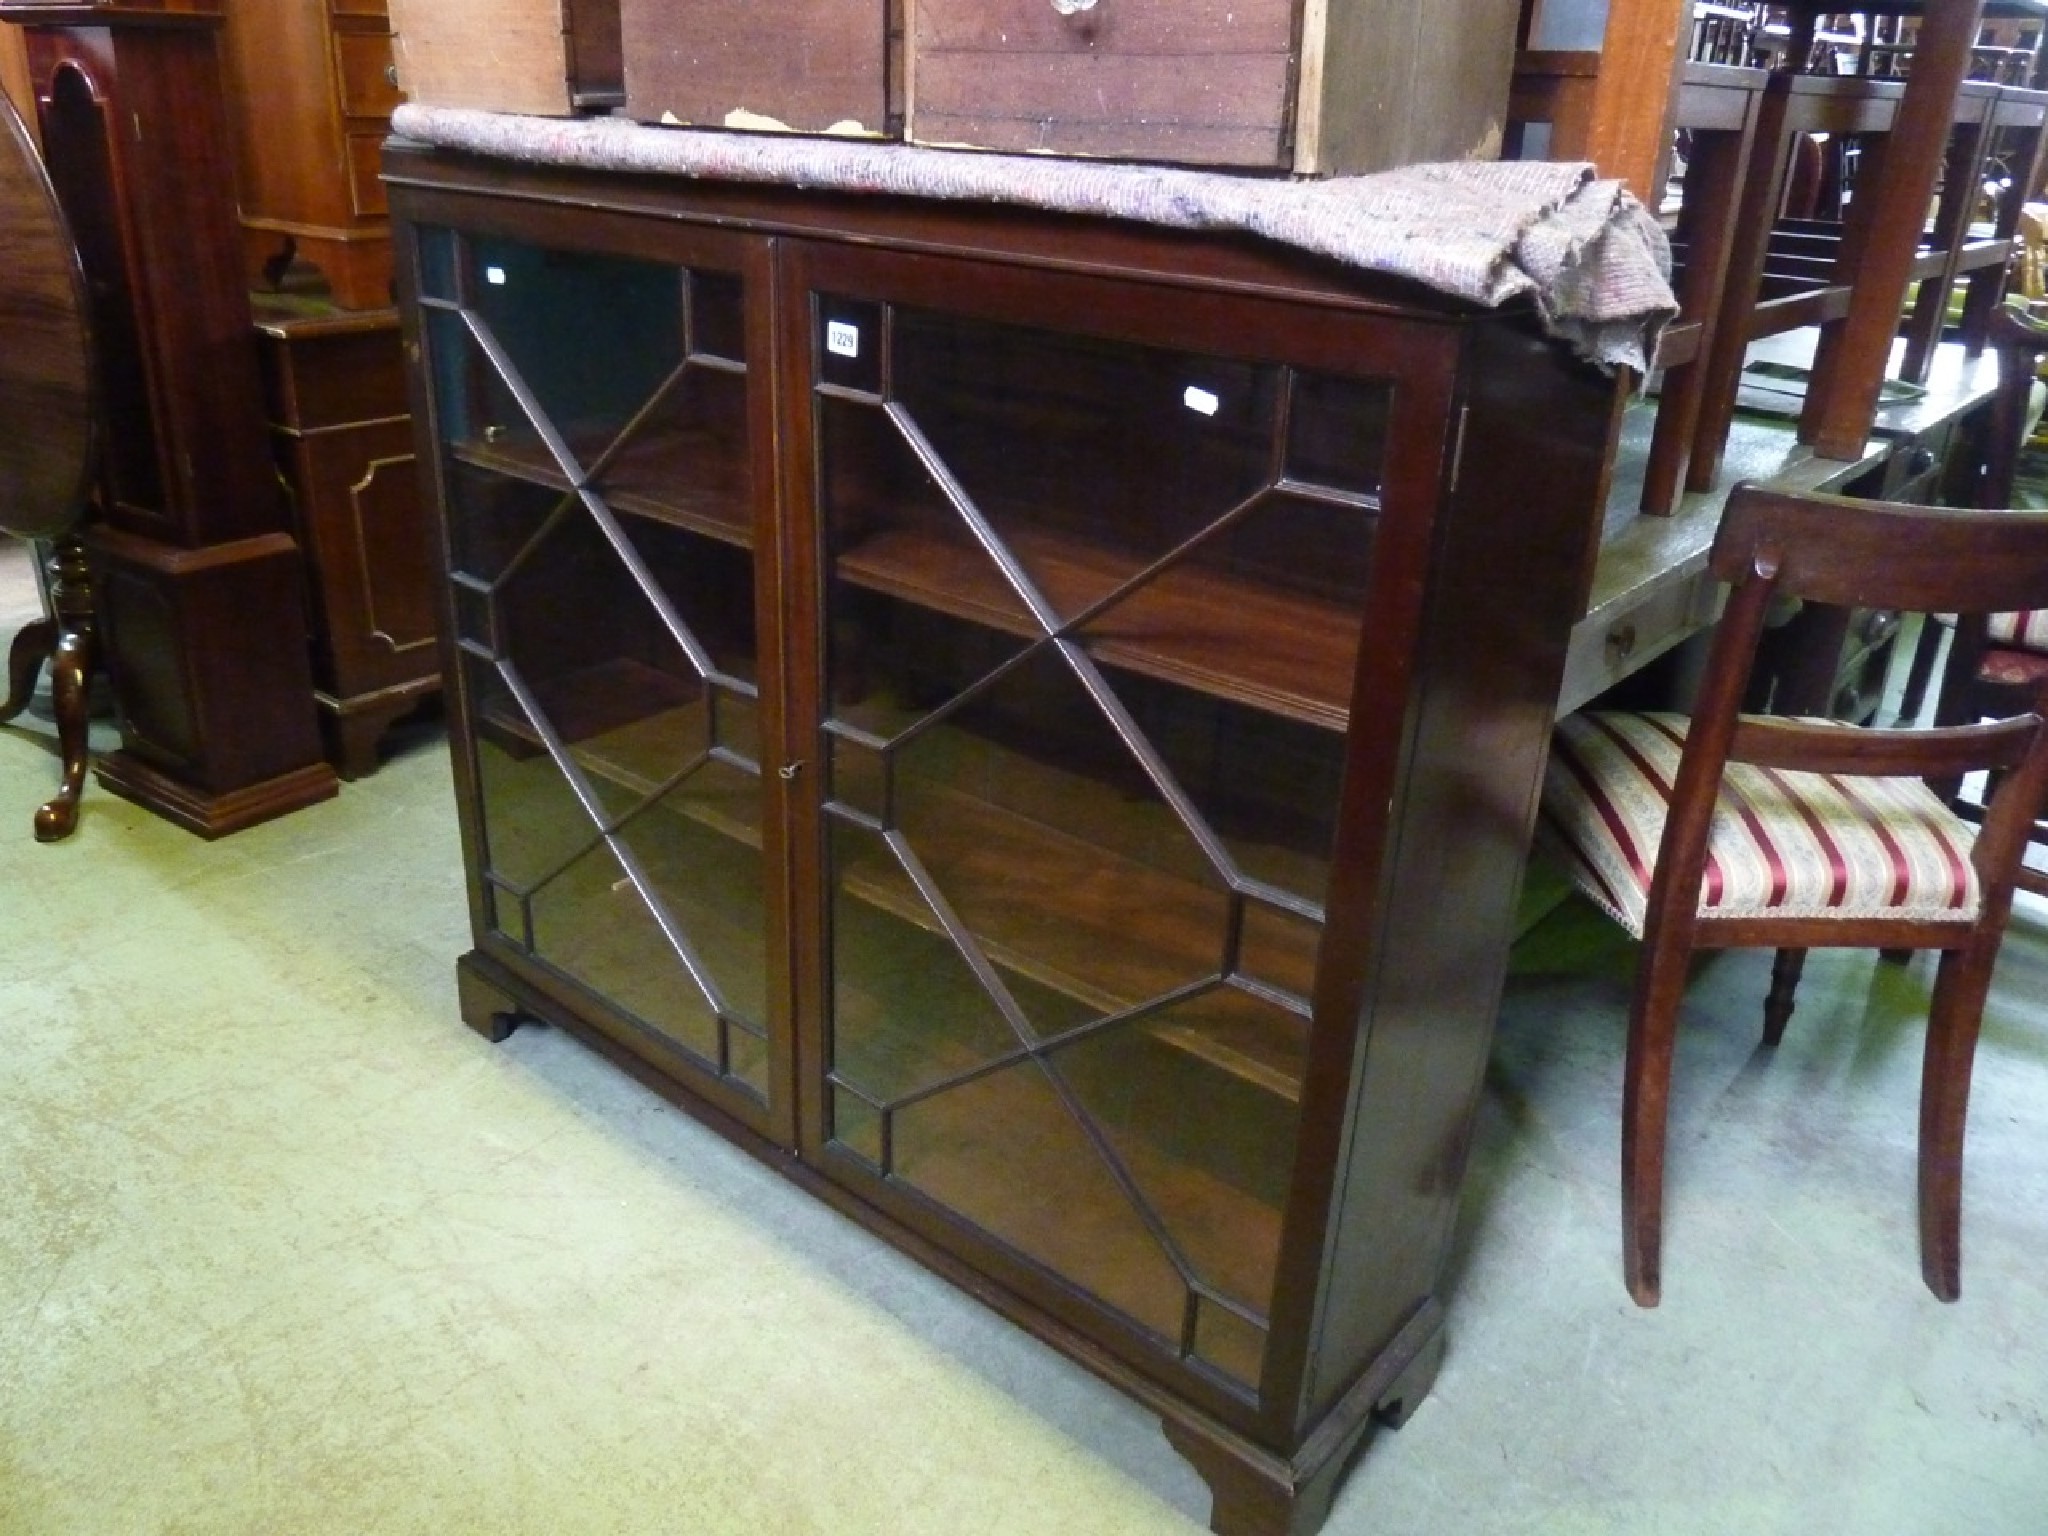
[564,0,623,103]
[37,26,286,545]
[219,0,347,231]
[1301,323,1617,1419]
[1305,0,1520,174]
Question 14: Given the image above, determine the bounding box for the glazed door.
[411,212,792,1141]
[787,240,1458,1405]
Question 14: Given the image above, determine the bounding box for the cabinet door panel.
[418,223,778,1116]
[803,268,1403,1390]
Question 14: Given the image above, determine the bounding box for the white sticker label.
[484,265,508,286]
[827,320,861,358]
[1183,385,1220,416]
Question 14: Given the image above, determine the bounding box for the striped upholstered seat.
[1542,711,1981,938]
[1987,608,2048,651]
[1983,610,2048,691]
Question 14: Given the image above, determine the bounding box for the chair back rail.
[1711,484,2048,613]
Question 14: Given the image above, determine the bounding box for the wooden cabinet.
[389,143,1616,1536]
[253,301,441,778]
[220,0,404,308]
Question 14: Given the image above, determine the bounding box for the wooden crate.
[909,0,1524,174]
[619,0,889,136]
[389,0,619,116]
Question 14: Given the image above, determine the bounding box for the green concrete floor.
[1,709,2045,1535]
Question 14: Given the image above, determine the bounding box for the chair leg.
[34,619,94,842]
[28,537,97,842]
[1918,941,2000,1303]
[1622,934,1695,1308]
[1891,613,1946,727]
[1,616,54,723]
[1763,947,1805,1046]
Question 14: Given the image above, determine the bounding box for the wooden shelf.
[501,656,701,746]
[450,420,752,548]
[480,652,1315,1103]
[834,778,1315,1104]
[475,656,766,838]
[835,524,1364,733]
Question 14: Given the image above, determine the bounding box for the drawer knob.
[1605,622,1638,664]
[1050,0,1100,12]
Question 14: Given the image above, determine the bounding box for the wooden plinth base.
[95,751,337,839]
[318,674,442,780]
[1165,1308,1446,1536]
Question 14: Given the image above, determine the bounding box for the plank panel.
[621,0,888,135]
[390,0,575,116]
[910,0,1293,168]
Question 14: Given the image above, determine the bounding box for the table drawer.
[1559,570,1722,717]
[336,29,402,121]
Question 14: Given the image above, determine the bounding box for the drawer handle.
[1050,0,1100,12]
[1605,622,1638,665]
[385,63,400,89]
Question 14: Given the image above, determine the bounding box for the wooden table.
[1562,330,2003,716]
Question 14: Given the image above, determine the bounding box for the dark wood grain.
[0,79,92,540]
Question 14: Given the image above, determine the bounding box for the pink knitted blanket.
[390,104,1675,373]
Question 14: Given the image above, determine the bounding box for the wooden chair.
[1931,299,2048,898]
[1539,481,2048,1307]
[1641,61,1769,516]
[1900,83,2048,384]
[0,81,99,840]
[1693,6,1984,475]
